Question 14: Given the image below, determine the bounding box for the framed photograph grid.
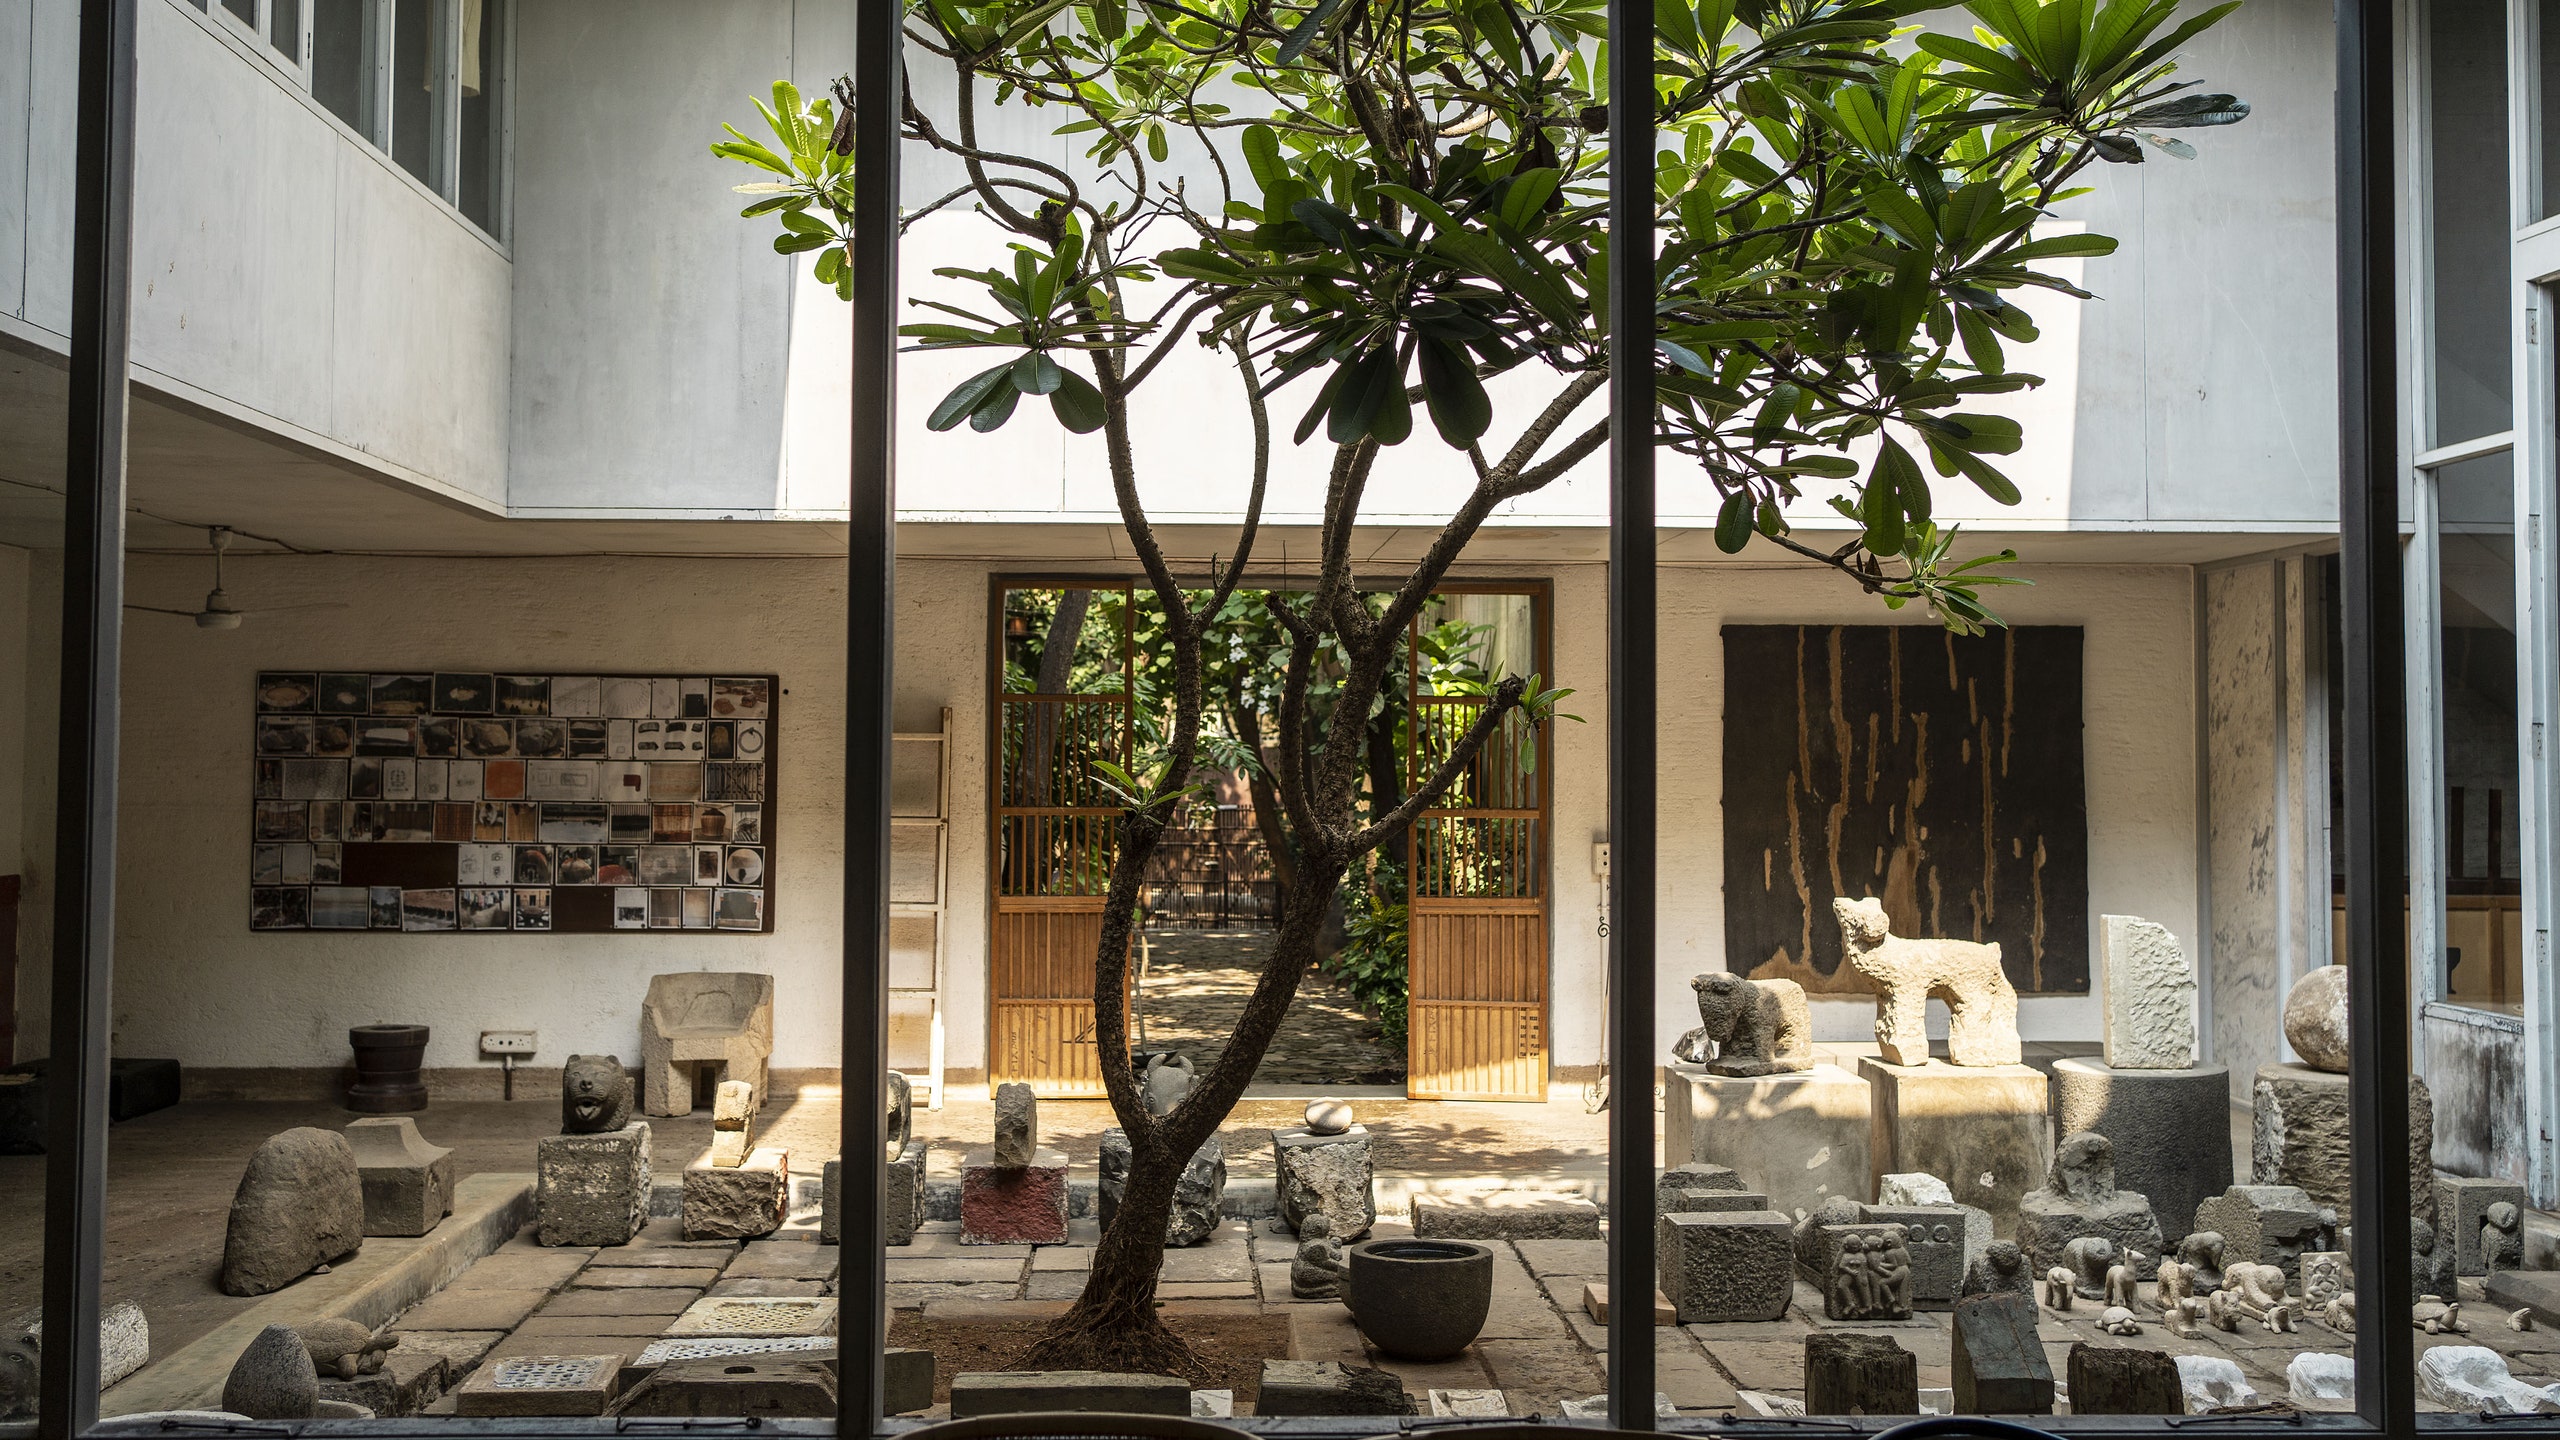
[249,671,777,934]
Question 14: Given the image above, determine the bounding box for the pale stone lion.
[1833,896,2022,1066]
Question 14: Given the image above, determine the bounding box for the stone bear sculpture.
[1833,896,2021,1065]
[1142,1052,1197,1119]
[562,1054,634,1134]
[0,1329,35,1423]
[1673,972,1813,1076]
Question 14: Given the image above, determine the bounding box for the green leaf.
[1276,0,1346,64]
[927,364,1015,432]
[969,381,1023,432]
[1714,491,1754,553]
[1012,351,1065,395]
[1417,337,1492,446]
[1050,368,1108,433]
[1242,124,1287,192]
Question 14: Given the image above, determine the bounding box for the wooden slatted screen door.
[990,584,1134,1098]
[1406,588,1551,1101]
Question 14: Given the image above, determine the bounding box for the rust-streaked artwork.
[1721,625,2088,996]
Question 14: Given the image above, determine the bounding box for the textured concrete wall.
[2424,1004,2527,1183]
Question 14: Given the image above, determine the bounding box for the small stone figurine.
[300,1318,396,1380]
[1291,1214,1350,1301]
[2098,1306,2143,1336]
[2483,1201,2525,1278]
[2324,1292,2358,1333]
[2155,1258,2194,1313]
[2413,1297,2470,1335]
[2104,1251,2142,1309]
[2043,1267,2077,1312]
[1142,1053,1197,1120]
[1672,973,1813,1076]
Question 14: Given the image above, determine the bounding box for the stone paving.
[1136,929,1403,1085]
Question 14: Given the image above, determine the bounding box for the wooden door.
[1406,591,1550,1100]
[989,589,1133,1097]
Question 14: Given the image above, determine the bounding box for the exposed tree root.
[1007,1297,1215,1383]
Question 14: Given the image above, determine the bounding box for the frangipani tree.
[718,0,2243,1375]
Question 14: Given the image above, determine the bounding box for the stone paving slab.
[629,1218,742,1250]
[886,1257,1029,1283]
[575,1266,722,1289]
[708,1277,830,1297]
[1159,1281,1256,1299]
[536,1287,701,1318]
[896,1229,1033,1259]
[390,1330,507,1377]
[593,1248,733,1268]
[727,1241,840,1280]
[1160,1244,1253,1284]
[1032,1246,1094,1272]
[1653,1337,1741,1410]
[511,1314,678,1339]
[395,1287,553,1333]
[451,1250,592,1291]
[485,1330,656,1367]
[1515,1239,1609,1277]
[1286,1307,1367,1366]
[890,1281,1026,1308]
[1474,1336,1605,1411]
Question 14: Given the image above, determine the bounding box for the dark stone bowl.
[347,1024,429,1113]
[1345,1237,1494,1360]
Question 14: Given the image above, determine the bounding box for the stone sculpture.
[561,1054,634,1134]
[992,1082,1037,1168]
[2043,1267,2076,1311]
[2018,1133,2164,1286]
[2223,1262,2291,1333]
[964,1081,1068,1244]
[220,1129,366,1296]
[1304,1098,1353,1135]
[2414,1297,2471,1335]
[2282,964,2351,1071]
[223,1324,320,1420]
[884,1070,912,1161]
[2098,1306,2142,1336]
[708,1079,755,1168]
[2104,1253,2141,1309]
[2325,1292,2357,1333]
[642,971,775,1117]
[2511,1308,2536,1333]
[2300,1251,2350,1308]
[1291,1214,1350,1300]
[1142,1053,1196,1119]
[1962,1240,2032,1298]
[2176,1230,2227,1289]
[2418,1346,2560,1414]
[0,1330,33,1423]
[1824,1228,1913,1320]
[2193,1186,2322,1278]
[1834,896,2021,1066]
[2155,1258,2194,1313]
[1672,972,1812,1076]
[2063,1237,2118,1300]
[300,1319,395,1380]
[2483,1202,2524,1278]
[2100,914,2199,1068]
[1878,1172,1954,1206]
[2288,1352,2355,1403]
[343,1115,455,1238]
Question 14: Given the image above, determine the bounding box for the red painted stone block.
[961,1145,1069,1244]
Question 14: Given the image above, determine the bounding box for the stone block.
[317,1346,448,1418]
[886,1348,935,1415]
[2435,1176,2528,1275]
[1274,1127,1375,1240]
[1862,1205,1968,1308]
[665,1295,839,1339]
[220,1128,367,1296]
[2066,1344,2181,1415]
[1949,1293,2051,1415]
[2100,913,2199,1068]
[454,1354,625,1417]
[1806,1222,1916,1321]
[1100,1128,1226,1246]
[992,1082,1038,1168]
[709,1131,749,1169]
[642,971,774,1118]
[1877,1173,1953,1206]
[2486,1269,2560,1330]
[1579,1282,1672,1324]
[820,1141,925,1247]
[611,1355,835,1418]
[619,1335,840,1391]
[1804,1332,1917,1416]
[1255,1360,1416,1416]
[948,1371,1190,1417]
[961,1146,1069,1244]
[2049,1058,2232,1243]
[2015,1133,2164,1282]
[1670,1189,1771,1213]
[683,1147,790,1239]
[1655,1164,1745,1216]
[1664,1063,1871,1217]
[1412,1195,1601,1240]
[2251,1063,2434,1224]
[1860,1058,2049,1236]
[1659,1211,1793,1324]
[536,1125,652,1248]
[712,1079,756,1129]
[343,1117,457,1238]
[2192,1184,2324,1280]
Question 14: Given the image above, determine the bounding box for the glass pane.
[221,0,256,25]
[2430,0,2514,444]
[269,0,300,63]
[456,0,502,233]
[2435,451,2523,1011]
[310,0,375,139]
[389,0,436,186]
[2542,0,2560,220]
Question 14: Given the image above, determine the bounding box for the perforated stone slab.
[664,1295,839,1339]
[454,1354,624,1417]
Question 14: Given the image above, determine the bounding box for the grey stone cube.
[1670,1188,1772,1214]
[2434,1175,2527,1275]
[2193,1184,2323,1280]
[344,1117,456,1238]
[536,1124,652,1247]
[1864,1204,1968,1307]
[1658,1211,1793,1324]
[884,1349,934,1416]
[1274,1127,1373,1240]
[819,1141,925,1247]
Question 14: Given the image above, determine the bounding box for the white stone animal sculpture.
[1833,897,2022,1065]
[2099,1305,2142,1336]
[2155,1257,2193,1312]
[2510,1308,2536,1333]
[2043,1266,2076,1311]
[2324,1293,2357,1333]
[2224,1262,2289,1311]
[2414,1297,2471,1335]
[2105,1250,2142,1309]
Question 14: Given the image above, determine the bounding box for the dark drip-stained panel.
[1722,625,2089,996]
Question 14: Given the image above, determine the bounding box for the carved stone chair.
[642,972,776,1117]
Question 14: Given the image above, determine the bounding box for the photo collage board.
[250,671,776,934]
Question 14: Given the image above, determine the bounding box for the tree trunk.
[1222,681,1302,901]
[1365,699,1407,871]
[1015,588,1092,808]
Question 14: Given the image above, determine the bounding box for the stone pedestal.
[1950,1292,2052,1415]
[1862,1204,1970,1308]
[819,1141,925,1247]
[536,1124,652,1247]
[1100,1128,1226,1246]
[2192,1184,2322,1280]
[1859,1058,2049,1234]
[2068,1345,2182,1415]
[2433,1175,2526,1275]
[962,1146,1069,1244]
[344,1116,457,1238]
[1273,1126,1374,1240]
[1664,1063,1871,1217]
[1658,1211,1793,1323]
[1805,1333,1918,1416]
[2251,1063,2434,1224]
[683,1146,790,1239]
[2049,1058,2230,1243]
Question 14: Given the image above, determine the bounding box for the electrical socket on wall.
[480,1030,537,1055]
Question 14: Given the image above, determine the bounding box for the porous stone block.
[2067,1344,2182,1415]
[318,1346,449,1418]
[620,1336,840,1391]
[2100,914,2199,1069]
[1255,1360,1415,1416]
[1659,1211,1793,1324]
[1412,1194,1601,1239]
[220,1128,367,1295]
[2251,1063,2434,1224]
[343,1117,457,1238]
[610,1355,835,1418]
[2435,1175,2528,1275]
[820,1140,926,1247]
[536,1124,652,1247]
[886,1348,934,1415]
[1859,1058,2049,1235]
[2049,1058,2232,1244]
[1805,1333,1917,1416]
[991,1082,1038,1168]
[1877,1173,1953,1206]
[1100,1128,1226,1246]
[1668,1189,1771,1214]
[961,1146,1069,1245]
[2192,1183,2323,1280]
[454,1354,624,1417]
[1950,1292,2051,1415]
[1664,1063,1871,1217]
[1656,1164,1745,1216]
[1274,1127,1374,1240]
[948,1371,1190,1417]
[1863,1204,1969,1308]
[683,1146,789,1239]
[665,1296,839,1339]
[2015,1133,2163,1281]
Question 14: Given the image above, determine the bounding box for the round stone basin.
[1345,1238,1494,1360]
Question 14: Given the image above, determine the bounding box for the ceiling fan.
[125,527,339,630]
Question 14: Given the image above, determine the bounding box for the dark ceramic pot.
[347,1024,429,1112]
[1345,1237,1494,1360]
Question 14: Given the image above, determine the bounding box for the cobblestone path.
[1134,927,1404,1084]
